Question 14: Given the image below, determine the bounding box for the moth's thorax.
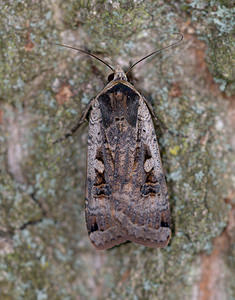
[113,65,127,81]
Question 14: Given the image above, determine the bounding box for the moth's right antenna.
[53,42,115,72]
[126,33,183,75]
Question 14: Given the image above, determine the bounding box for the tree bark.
[0,1,234,299]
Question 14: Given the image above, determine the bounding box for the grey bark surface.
[0,1,234,300]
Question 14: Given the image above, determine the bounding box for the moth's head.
[107,65,127,82]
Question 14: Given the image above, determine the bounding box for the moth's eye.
[107,73,114,82]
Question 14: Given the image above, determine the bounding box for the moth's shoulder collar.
[98,80,140,98]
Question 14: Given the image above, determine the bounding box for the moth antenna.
[53,42,115,72]
[125,32,183,75]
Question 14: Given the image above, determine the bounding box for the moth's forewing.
[85,80,171,250]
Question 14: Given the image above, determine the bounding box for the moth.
[54,34,183,250]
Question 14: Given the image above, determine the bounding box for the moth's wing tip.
[127,227,172,249]
[89,227,171,250]
[155,228,172,248]
[89,228,127,250]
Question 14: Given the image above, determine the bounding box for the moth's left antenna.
[53,42,115,72]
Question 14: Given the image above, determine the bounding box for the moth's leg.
[143,97,186,138]
[53,98,94,144]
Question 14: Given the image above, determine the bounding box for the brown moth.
[54,34,183,250]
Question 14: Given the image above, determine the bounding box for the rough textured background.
[0,1,234,299]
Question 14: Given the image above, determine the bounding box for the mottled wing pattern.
[85,93,129,250]
[85,82,171,249]
[115,95,171,248]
